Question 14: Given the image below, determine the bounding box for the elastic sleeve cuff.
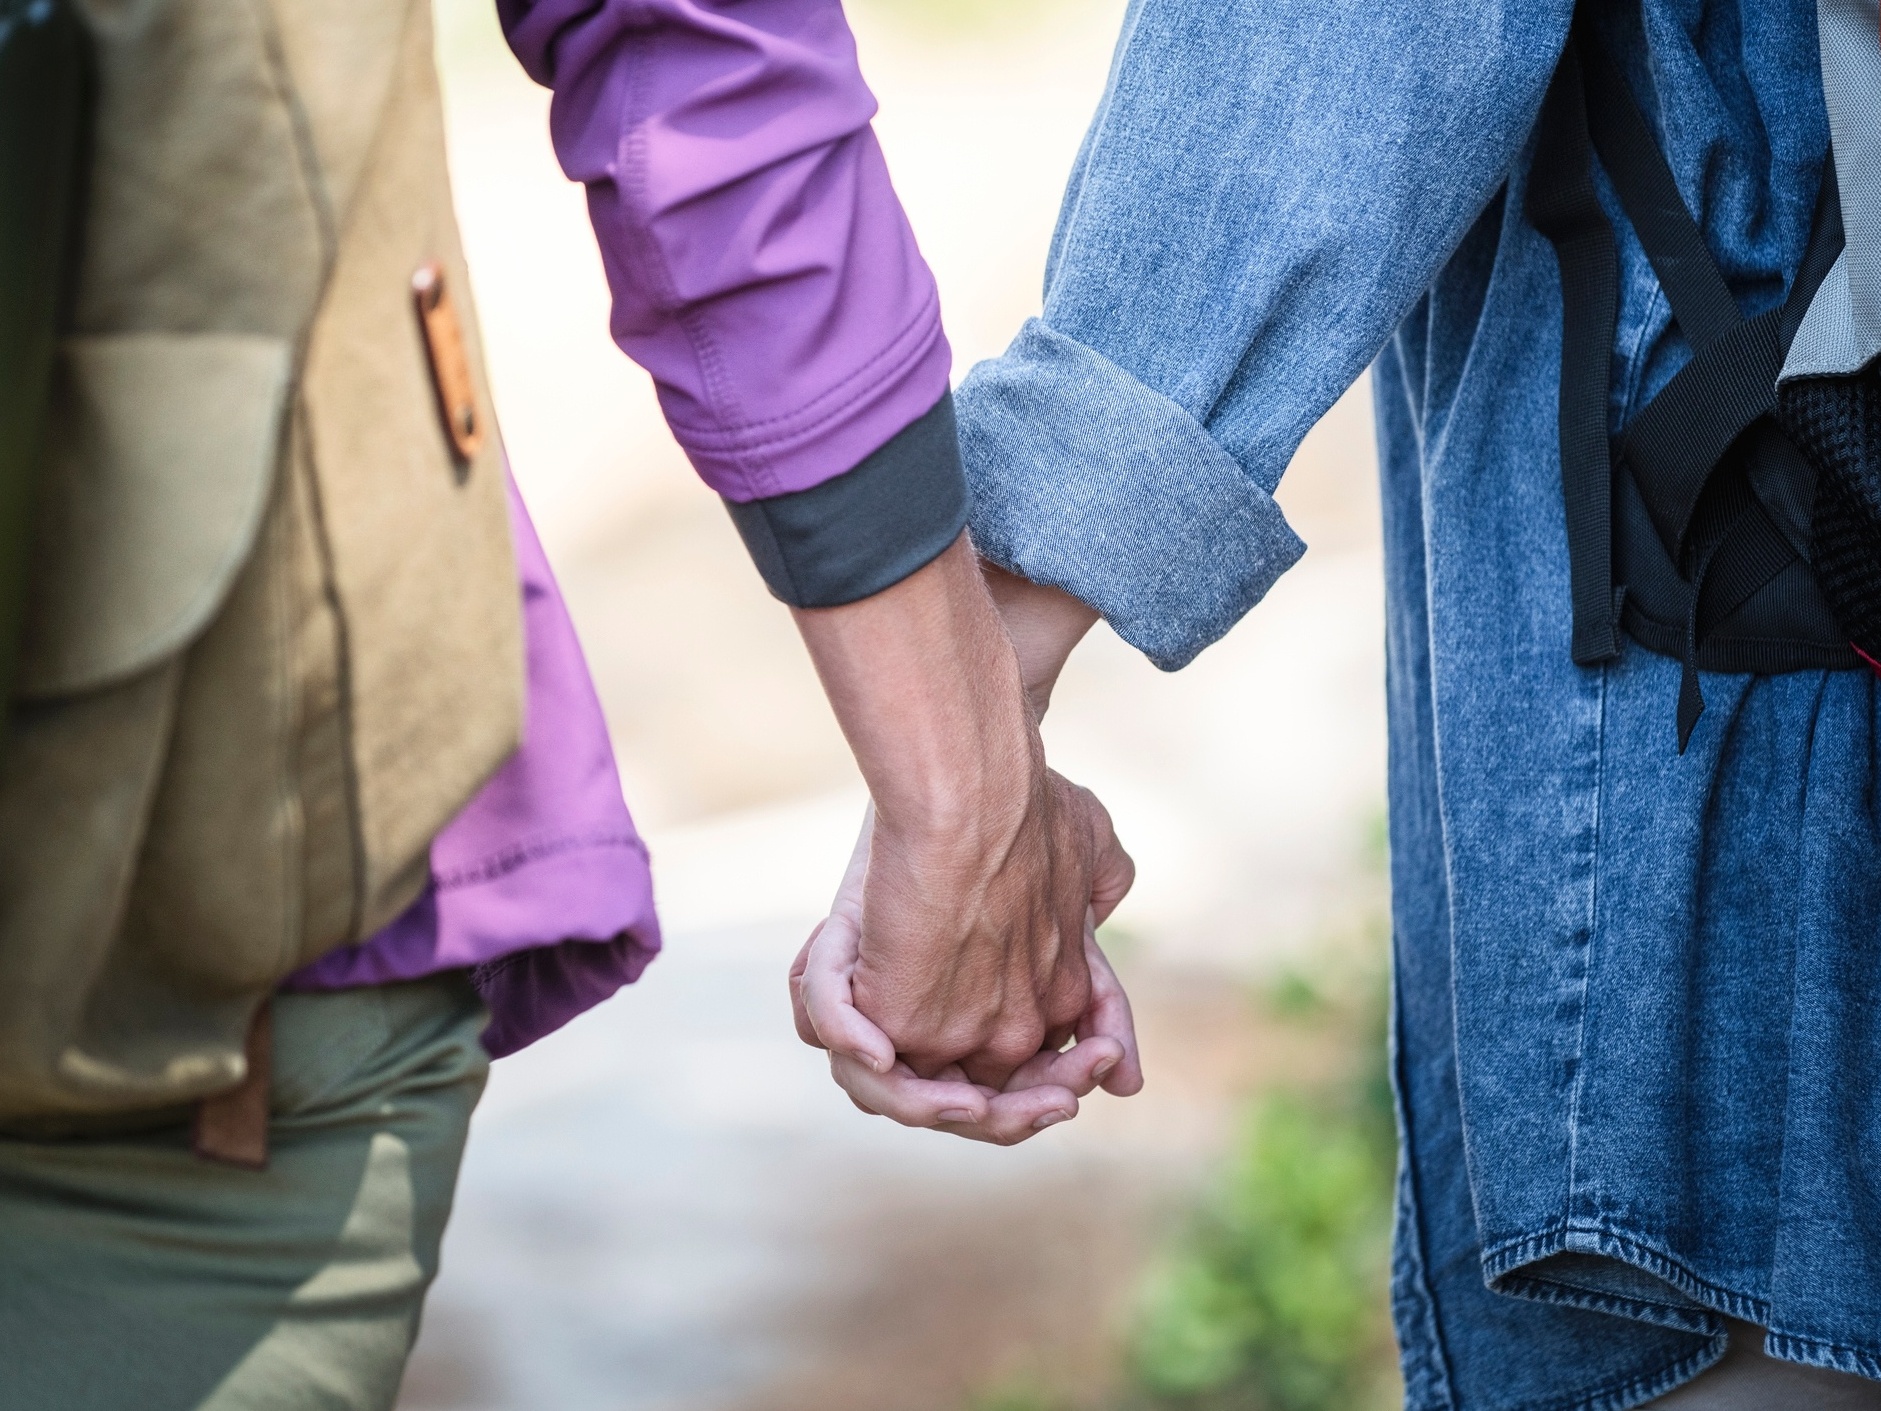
[724,392,968,608]
[954,320,1305,670]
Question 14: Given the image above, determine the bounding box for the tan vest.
[0,0,525,1123]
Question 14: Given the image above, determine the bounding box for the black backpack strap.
[1617,311,1782,559]
[1577,34,1740,348]
[1528,15,1852,749]
[1528,36,1624,667]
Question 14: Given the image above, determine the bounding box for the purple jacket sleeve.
[498,0,955,508]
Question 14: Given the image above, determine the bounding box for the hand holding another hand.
[791,808,1143,1145]
[787,536,1138,1142]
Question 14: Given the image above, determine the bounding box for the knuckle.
[987,1031,1046,1072]
[1047,972,1091,1027]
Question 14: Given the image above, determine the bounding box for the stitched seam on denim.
[1445,1219,1734,1411]
[1491,1223,1881,1381]
[1561,659,1608,1229]
[433,831,648,891]
[1499,1274,1713,1335]
[1385,969,1461,1411]
[1493,1254,1726,1333]
[1764,1331,1881,1380]
[672,286,943,453]
[1483,1224,1770,1324]
[1460,1339,1718,1411]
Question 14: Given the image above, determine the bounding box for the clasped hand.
[786,538,1136,1144]
[791,777,1142,1146]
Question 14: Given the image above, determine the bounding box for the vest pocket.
[18,332,291,699]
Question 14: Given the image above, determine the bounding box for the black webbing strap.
[1527,39,1623,666]
[1618,310,1781,556]
[1528,16,1852,749]
[1578,35,1740,348]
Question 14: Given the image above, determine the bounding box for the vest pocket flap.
[18,333,290,699]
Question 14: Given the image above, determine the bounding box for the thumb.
[790,921,826,1049]
[800,908,896,1075]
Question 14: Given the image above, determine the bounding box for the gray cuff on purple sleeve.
[724,392,968,608]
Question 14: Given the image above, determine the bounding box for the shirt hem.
[1483,1222,1881,1382]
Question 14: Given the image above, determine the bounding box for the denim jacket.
[953,2,1881,1406]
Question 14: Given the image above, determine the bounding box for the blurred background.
[402,2,1395,1408]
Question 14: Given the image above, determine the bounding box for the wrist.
[979,561,1098,718]
[869,714,1042,853]
[793,533,1042,836]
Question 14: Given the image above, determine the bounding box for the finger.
[801,912,896,1075]
[790,921,825,1049]
[830,1052,990,1129]
[937,1085,1081,1146]
[953,1021,1048,1091]
[1001,1033,1126,1099]
[792,803,872,1052]
[1078,925,1144,1096]
[1076,787,1136,927]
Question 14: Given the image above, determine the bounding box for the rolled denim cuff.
[955,320,1305,670]
[724,392,968,608]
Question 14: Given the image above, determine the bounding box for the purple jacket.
[291,0,967,1052]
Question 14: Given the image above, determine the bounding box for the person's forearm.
[792,534,1036,843]
[792,533,1124,1087]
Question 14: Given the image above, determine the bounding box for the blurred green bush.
[1126,1019,1397,1411]
[970,968,1400,1411]
[1121,813,1399,1411]
[970,819,1400,1411]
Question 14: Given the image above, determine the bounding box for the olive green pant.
[0,974,488,1411]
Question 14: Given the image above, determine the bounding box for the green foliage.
[970,1381,1073,1411]
[963,817,1401,1411]
[1264,970,1330,1020]
[1126,982,1398,1411]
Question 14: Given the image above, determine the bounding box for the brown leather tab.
[411,261,485,466]
[191,1002,272,1170]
